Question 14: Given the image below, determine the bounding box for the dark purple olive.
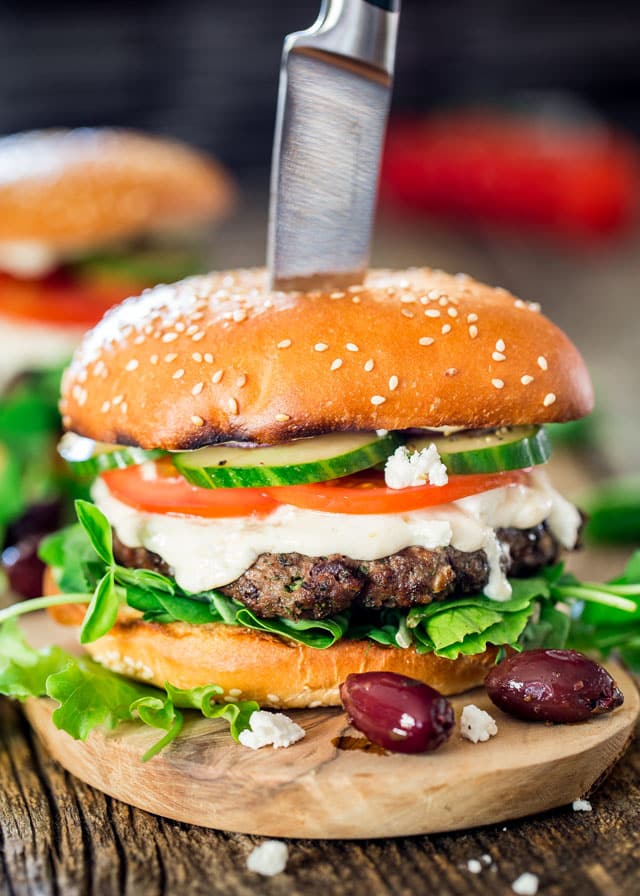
[485,649,624,723]
[2,536,46,599]
[339,671,455,753]
[5,499,63,547]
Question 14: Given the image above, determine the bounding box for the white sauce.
[92,469,580,601]
[0,241,61,278]
[0,316,82,391]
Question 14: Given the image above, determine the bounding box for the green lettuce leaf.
[0,620,257,761]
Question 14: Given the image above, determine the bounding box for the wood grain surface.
[1,218,639,894]
[20,651,639,839]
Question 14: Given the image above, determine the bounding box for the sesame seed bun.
[60,267,593,449]
[0,129,234,252]
[46,599,500,708]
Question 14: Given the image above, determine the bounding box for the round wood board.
[20,613,640,839]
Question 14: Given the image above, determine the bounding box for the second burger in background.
[0,128,234,596]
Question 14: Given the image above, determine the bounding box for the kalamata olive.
[485,649,624,723]
[5,499,63,547]
[339,671,455,753]
[2,536,46,599]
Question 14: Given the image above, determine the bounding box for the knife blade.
[267,0,400,292]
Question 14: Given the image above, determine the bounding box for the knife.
[267,0,401,292]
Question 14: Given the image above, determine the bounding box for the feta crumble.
[460,704,498,743]
[238,711,305,750]
[246,840,288,876]
[572,799,592,812]
[467,859,483,874]
[384,444,448,490]
[512,873,539,895]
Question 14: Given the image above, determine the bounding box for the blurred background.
[0,0,638,546]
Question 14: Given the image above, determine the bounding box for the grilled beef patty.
[112,521,562,621]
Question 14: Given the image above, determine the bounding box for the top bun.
[0,129,234,251]
[61,267,594,449]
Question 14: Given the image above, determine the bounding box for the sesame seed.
[125,359,139,371]
[330,358,343,371]
[469,325,478,339]
[514,299,525,309]
[400,294,415,303]
[441,324,452,335]
[175,322,186,332]
[445,368,458,376]
[150,354,158,365]
[277,339,292,349]
[439,296,449,307]
[492,378,505,389]
[496,339,506,352]
[162,332,178,343]
[192,382,204,396]
[232,309,247,322]
[204,353,214,364]
[419,336,435,346]
[543,392,557,406]
[389,375,399,391]
[467,313,478,323]
[528,302,541,312]
[164,353,178,363]
[237,373,247,388]
[427,289,440,299]
[346,343,359,352]
[401,308,414,319]
[275,413,290,422]
[521,375,534,385]
[173,368,185,380]
[419,295,429,305]
[448,307,458,318]
[192,352,203,362]
[330,291,345,299]
[352,296,361,304]
[425,309,440,318]
[192,331,205,342]
[112,395,123,406]
[314,343,328,352]
[228,397,239,415]
[492,351,506,362]
[133,334,145,345]
[212,369,224,384]
[537,355,548,370]
[364,359,375,372]
[186,324,198,336]
[120,402,128,414]
[191,415,204,426]
[101,401,110,413]
[370,395,386,406]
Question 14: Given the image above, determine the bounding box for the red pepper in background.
[380,112,640,241]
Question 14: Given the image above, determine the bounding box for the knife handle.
[363,0,400,10]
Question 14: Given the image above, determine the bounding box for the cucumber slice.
[58,433,165,478]
[406,426,551,474]
[173,432,402,488]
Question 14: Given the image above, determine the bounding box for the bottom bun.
[47,599,498,708]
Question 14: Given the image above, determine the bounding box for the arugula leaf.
[165,683,259,741]
[520,602,571,650]
[79,569,121,644]
[74,499,114,565]
[581,477,640,544]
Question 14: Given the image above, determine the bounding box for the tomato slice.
[101,461,278,519]
[0,272,143,328]
[265,469,529,514]
[102,462,528,518]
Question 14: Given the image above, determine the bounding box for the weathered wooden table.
[1,212,638,895]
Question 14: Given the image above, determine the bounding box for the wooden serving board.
[20,613,640,839]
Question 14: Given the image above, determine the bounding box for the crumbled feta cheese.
[572,799,592,812]
[246,840,288,876]
[482,854,493,866]
[467,859,483,874]
[238,710,305,750]
[384,444,448,490]
[460,704,498,743]
[512,873,539,895]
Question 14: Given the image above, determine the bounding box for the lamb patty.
[112,521,562,621]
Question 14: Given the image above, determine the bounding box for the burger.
[0,128,234,596]
[42,266,593,707]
